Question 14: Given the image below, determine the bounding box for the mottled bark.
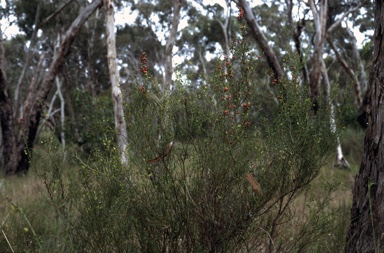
[308,0,327,112]
[345,1,384,251]
[164,0,182,90]
[104,0,128,166]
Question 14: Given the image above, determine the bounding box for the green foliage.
[0,1,372,251]
[66,89,115,156]
[24,36,349,252]
[1,14,359,251]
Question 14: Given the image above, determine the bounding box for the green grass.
[0,126,364,252]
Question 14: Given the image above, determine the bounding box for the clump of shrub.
[26,32,351,253]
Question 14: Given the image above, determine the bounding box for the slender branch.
[328,38,362,107]
[13,2,41,118]
[236,0,284,81]
[39,0,76,27]
[327,0,369,34]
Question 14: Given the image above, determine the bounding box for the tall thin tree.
[164,0,182,90]
[104,0,128,166]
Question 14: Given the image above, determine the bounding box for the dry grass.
[0,128,362,252]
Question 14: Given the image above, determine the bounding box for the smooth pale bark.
[235,0,284,81]
[320,57,350,168]
[164,0,182,90]
[308,0,351,168]
[308,0,367,108]
[55,77,66,160]
[345,1,384,251]
[104,0,128,166]
[3,0,103,174]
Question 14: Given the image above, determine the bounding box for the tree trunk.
[164,0,182,90]
[293,17,309,85]
[236,0,284,82]
[345,1,384,251]
[0,28,18,175]
[346,27,368,95]
[3,0,103,174]
[13,2,41,119]
[328,38,362,107]
[308,0,327,112]
[104,0,128,166]
[308,0,351,168]
[55,76,66,160]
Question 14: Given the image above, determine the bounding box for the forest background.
[0,0,375,252]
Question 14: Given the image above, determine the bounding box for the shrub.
[32,33,347,253]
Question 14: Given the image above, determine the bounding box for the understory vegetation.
[0,38,364,253]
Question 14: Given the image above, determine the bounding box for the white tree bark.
[164,0,182,91]
[104,0,128,166]
[309,0,350,168]
[321,58,349,168]
[55,77,66,160]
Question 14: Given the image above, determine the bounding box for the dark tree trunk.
[345,1,384,252]
[0,28,19,175]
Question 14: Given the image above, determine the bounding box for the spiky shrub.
[36,28,344,253]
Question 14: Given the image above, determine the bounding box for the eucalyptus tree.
[164,0,182,90]
[104,0,128,166]
[176,3,231,87]
[126,0,187,91]
[1,0,104,174]
[233,0,370,168]
[346,1,384,251]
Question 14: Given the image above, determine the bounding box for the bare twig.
[1,229,14,253]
